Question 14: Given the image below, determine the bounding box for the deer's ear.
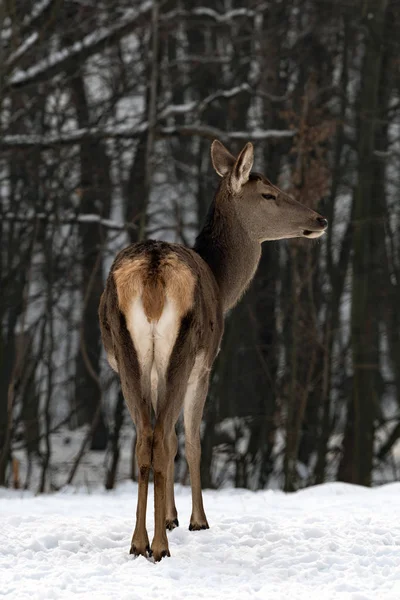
[231,142,254,193]
[211,140,236,177]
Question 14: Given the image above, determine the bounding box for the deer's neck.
[194,194,261,312]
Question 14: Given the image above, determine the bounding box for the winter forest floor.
[1,482,400,600]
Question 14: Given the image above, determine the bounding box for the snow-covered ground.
[1,482,400,600]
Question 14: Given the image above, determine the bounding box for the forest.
[0,0,399,493]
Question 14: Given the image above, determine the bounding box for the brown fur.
[113,258,147,315]
[162,255,196,318]
[114,253,196,323]
[99,140,327,561]
[142,277,165,322]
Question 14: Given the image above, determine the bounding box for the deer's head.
[211,140,327,242]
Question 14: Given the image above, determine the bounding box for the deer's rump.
[101,240,222,414]
[113,245,195,323]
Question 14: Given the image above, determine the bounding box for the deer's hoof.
[129,543,151,558]
[189,521,209,531]
[151,544,171,562]
[166,517,179,531]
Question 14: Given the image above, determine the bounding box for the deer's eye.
[262,193,276,201]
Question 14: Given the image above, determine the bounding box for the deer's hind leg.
[165,427,179,530]
[122,390,153,557]
[115,313,153,558]
[129,406,152,557]
[184,362,210,531]
[151,316,196,561]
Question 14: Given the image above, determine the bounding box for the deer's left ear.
[231,142,254,193]
[211,140,236,177]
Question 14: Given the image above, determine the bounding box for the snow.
[164,7,256,23]
[0,125,294,149]
[5,33,39,69]
[159,126,295,142]
[0,123,147,148]
[1,482,400,599]
[22,0,53,29]
[3,212,135,232]
[160,85,254,119]
[9,2,153,87]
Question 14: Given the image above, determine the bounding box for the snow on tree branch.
[7,1,152,89]
[162,126,296,142]
[3,212,136,231]
[193,7,255,21]
[5,33,39,72]
[7,4,258,91]
[21,0,55,32]
[0,125,295,150]
[163,7,256,23]
[0,125,146,149]
[160,84,256,119]
[150,85,287,122]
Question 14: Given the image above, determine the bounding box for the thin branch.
[0,125,295,150]
[2,212,136,231]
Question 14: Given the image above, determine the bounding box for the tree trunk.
[339,0,389,485]
[70,75,110,450]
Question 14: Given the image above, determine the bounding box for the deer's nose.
[317,217,328,229]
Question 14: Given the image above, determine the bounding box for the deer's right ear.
[211,140,236,177]
[230,142,254,193]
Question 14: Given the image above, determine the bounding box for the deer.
[98,139,328,561]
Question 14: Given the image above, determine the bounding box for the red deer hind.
[99,140,328,561]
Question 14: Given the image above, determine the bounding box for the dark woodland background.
[1,0,400,493]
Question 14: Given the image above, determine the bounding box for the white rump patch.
[125,296,180,413]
